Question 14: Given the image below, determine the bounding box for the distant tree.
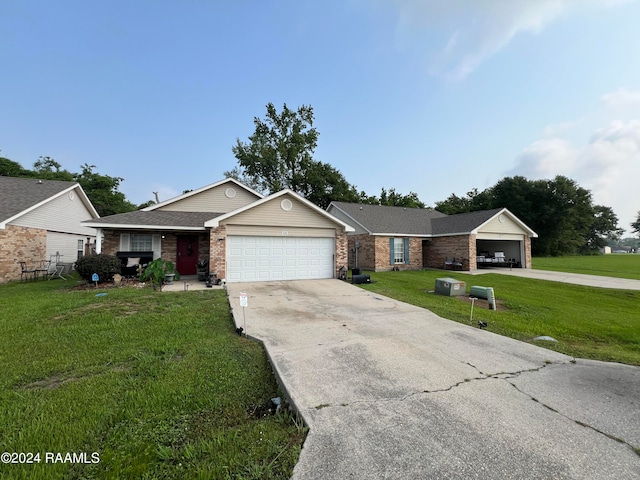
[0,157,29,177]
[229,102,361,208]
[32,156,74,181]
[378,187,426,208]
[435,188,491,214]
[74,163,136,216]
[632,211,640,238]
[584,205,624,253]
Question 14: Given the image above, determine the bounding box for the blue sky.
[1,0,639,233]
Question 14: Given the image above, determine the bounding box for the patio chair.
[35,260,51,280]
[444,257,455,270]
[19,261,36,281]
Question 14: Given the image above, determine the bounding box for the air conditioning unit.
[435,277,465,296]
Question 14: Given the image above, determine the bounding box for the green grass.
[533,254,640,280]
[359,270,640,366]
[0,279,305,479]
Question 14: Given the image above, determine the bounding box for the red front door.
[176,235,198,275]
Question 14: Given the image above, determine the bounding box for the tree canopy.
[632,211,640,239]
[227,102,427,209]
[0,155,137,216]
[436,175,624,256]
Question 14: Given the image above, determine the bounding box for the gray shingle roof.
[330,202,507,236]
[0,176,78,222]
[330,202,448,235]
[84,211,222,229]
[431,208,504,235]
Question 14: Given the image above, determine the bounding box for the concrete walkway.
[470,267,640,290]
[227,280,639,479]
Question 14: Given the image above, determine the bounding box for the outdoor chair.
[35,260,51,280]
[19,261,36,281]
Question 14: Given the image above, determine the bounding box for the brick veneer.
[0,225,47,283]
[335,232,348,276]
[348,234,425,272]
[424,235,476,271]
[209,226,226,280]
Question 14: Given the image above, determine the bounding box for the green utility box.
[435,277,466,296]
[470,286,496,310]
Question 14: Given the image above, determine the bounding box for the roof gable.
[144,178,262,213]
[207,190,354,231]
[0,176,99,228]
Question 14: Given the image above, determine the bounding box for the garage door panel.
[227,235,334,283]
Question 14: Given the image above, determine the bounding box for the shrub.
[75,254,121,282]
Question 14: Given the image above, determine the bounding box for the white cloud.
[601,88,640,109]
[507,119,640,233]
[393,0,633,81]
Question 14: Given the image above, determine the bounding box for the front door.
[176,235,198,275]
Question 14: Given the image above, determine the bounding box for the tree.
[585,205,624,253]
[74,163,136,216]
[435,188,491,214]
[632,211,640,239]
[0,157,29,177]
[232,103,319,194]
[229,103,361,208]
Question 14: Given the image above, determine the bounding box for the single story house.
[83,178,353,283]
[326,202,538,272]
[0,177,99,283]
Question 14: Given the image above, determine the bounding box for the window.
[77,239,84,260]
[394,238,404,263]
[131,234,153,251]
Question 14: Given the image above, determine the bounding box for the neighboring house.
[0,177,100,283]
[326,202,538,272]
[83,178,354,283]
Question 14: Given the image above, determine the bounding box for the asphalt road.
[227,279,640,479]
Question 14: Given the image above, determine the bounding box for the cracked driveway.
[227,280,640,479]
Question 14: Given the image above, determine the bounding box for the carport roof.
[83,211,220,230]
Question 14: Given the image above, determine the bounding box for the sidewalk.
[470,268,640,290]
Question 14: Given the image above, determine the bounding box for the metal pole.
[470,297,476,324]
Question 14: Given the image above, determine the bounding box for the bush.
[75,254,121,282]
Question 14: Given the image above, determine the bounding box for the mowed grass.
[533,254,640,280]
[359,270,640,366]
[0,279,305,479]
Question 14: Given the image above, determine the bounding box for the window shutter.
[389,237,394,264]
[152,235,161,259]
[120,233,130,251]
[404,238,410,264]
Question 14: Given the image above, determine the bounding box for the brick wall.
[424,235,475,271]
[347,234,376,270]
[335,232,348,276]
[209,225,226,280]
[524,236,532,268]
[0,225,47,283]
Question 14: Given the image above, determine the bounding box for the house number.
[282,231,288,236]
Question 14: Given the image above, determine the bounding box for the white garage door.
[227,236,334,283]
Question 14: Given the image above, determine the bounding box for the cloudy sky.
[1,0,638,233]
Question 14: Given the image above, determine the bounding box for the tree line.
[3,102,638,256]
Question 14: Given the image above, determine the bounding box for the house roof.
[328,202,537,237]
[328,201,447,235]
[0,176,99,227]
[84,211,220,230]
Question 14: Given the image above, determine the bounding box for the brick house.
[84,178,353,283]
[0,177,99,283]
[326,202,537,272]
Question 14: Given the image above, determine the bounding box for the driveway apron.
[227,280,640,479]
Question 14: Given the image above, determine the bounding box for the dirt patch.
[456,294,507,311]
[20,365,131,391]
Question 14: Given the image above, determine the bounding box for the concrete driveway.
[227,280,640,479]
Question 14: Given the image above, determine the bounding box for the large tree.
[436,175,624,256]
[228,103,360,208]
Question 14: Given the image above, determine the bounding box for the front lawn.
[359,270,640,366]
[0,279,304,479]
[533,254,640,280]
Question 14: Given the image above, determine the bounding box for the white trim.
[206,189,355,232]
[326,203,373,234]
[82,222,205,231]
[473,208,538,238]
[142,178,263,211]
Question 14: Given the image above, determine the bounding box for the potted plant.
[140,258,180,291]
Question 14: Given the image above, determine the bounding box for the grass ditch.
[0,279,305,479]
